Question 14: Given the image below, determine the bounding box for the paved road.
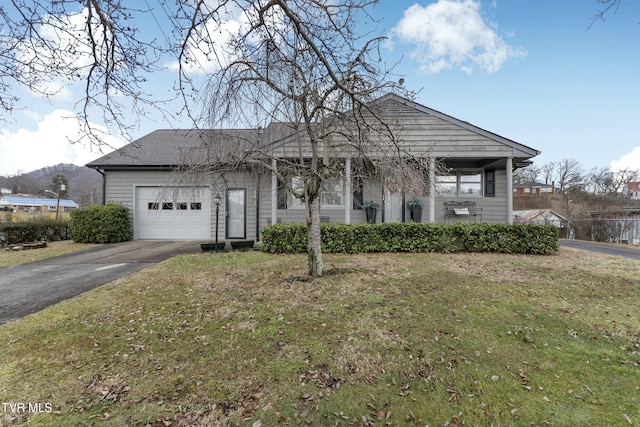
[559,238,640,261]
[0,240,202,325]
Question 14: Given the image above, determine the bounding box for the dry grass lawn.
[0,247,639,426]
[0,241,98,268]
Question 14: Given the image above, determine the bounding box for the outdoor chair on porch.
[444,201,482,223]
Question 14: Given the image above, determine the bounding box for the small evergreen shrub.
[69,203,131,243]
[261,223,558,255]
[0,219,70,245]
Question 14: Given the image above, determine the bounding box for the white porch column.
[271,159,278,225]
[506,157,513,224]
[429,157,436,223]
[344,157,351,224]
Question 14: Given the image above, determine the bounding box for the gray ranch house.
[86,94,540,241]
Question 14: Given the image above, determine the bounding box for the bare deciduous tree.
[187,0,441,276]
[551,158,584,194]
[512,164,540,184]
[586,166,616,195]
[1,1,443,276]
[0,1,173,144]
[590,0,625,27]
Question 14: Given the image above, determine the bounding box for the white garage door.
[135,186,211,240]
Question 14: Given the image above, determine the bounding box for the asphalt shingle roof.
[87,125,296,168]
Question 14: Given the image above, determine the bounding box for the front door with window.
[226,188,246,239]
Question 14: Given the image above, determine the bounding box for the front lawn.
[0,241,98,269]
[0,249,638,426]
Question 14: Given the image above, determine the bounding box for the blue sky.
[0,0,638,176]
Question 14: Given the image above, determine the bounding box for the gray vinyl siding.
[271,103,518,160]
[104,169,259,240]
[256,168,511,240]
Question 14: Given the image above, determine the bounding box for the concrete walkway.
[0,241,202,325]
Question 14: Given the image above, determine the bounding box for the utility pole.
[55,182,65,221]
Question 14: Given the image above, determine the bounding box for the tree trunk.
[307,195,323,277]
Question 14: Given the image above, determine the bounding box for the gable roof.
[625,182,640,192]
[87,94,540,169]
[373,93,540,159]
[513,182,554,189]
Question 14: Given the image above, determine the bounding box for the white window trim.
[436,169,483,197]
[289,176,346,209]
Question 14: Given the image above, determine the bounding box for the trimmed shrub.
[69,203,131,243]
[0,219,70,246]
[260,223,308,254]
[261,223,558,255]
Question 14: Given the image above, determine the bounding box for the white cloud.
[392,0,526,74]
[611,147,640,171]
[167,15,244,74]
[15,8,97,100]
[167,2,289,75]
[0,110,124,175]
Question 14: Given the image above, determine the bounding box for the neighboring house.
[514,209,568,238]
[86,94,541,241]
[622,182,640,200]
[0,188,11,195]
[513,209,566,227]
[513,182,555,195]
[0,195,79,212]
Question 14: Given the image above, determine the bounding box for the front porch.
[265,156,519,227]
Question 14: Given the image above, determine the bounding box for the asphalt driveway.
[0,240,202,325]
[559,238,640,261]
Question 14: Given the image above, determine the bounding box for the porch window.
[437,170,482,197]
[289,176,345,208]
[321,178,344,207]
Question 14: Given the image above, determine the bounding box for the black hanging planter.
[407,198,424,223]
[409,206,423,223]
[365,207,378,224]
[363,201,380,224]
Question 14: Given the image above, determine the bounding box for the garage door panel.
[135,186,210,240]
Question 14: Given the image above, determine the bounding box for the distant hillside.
[0,164,102,206]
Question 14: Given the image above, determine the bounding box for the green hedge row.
[261,223,559,255]
[0,220,70,245]
[69,203,131,243]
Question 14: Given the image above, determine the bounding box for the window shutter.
[485,169,495,197]
[277,182,287,209]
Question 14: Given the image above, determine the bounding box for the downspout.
[344,157,351,224]
[255,172,261,241]
[506,157,513,224]
[95,169,106,205]
[429,157,435,223]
